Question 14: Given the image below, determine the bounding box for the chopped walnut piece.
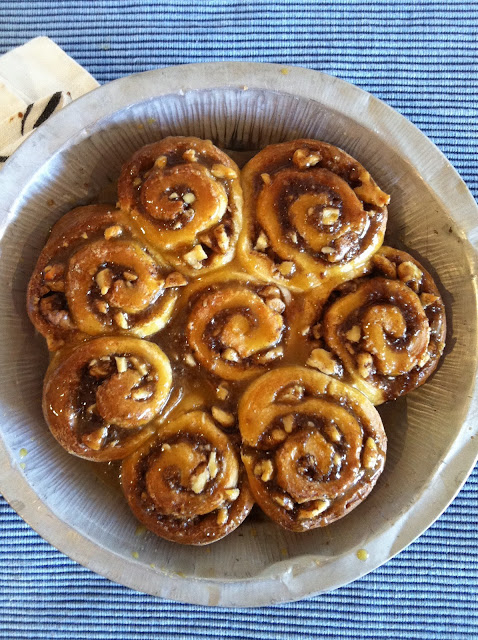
[420,292,439,308]
[132,387,153,401]
[271,428,287,443]
[123,271,138,282]
[321,207,340,225]
[225,488,240,501]
[254,231,269,251]
[164,272,188,288]
[254,459,274,482]
[324,424,341,443]
[282,414,295,433]
[130,356,149,376]
[222,348,240,362]
[161,443,171,451]
[182,149,197,162]
[277,384,305,403]
[104,225,123,240]
[256,346,283,364]
[418,351,431,368]
[266,297,286,314]
[89,361,110,378]
[95,300,109,314]
[183,192,196,204]
[273,494,294,511]
[169,192,179,200]
[307,348,339,376]
[397,261,423,292]
[114,311,129,329]
[333,453,342,466]
[115,356,128,373]
[292,148,322,169]
[154,155,167,169]
[133,177,142,187]
[216,383,229,400]
[211,164,237,180]
[184,353,197,367]
[277,261,296,277]
[217,507,229,525]
[212,406,235,427]
[320,246,335,255]
[357,352,374,378]
[373,254,397,279]
[208,451,219,479]
[96,268,113,296]
[43,264,65,281]
[298,500,329,519]
[190,467,209,494]
[261,285,281,298]
[346,325,361,343]
[363,437,378,469]
[311,323,322,340]
[213,224,230,254]
[261,173,271,185]
[184,244,208,269]
[82,427,108,451]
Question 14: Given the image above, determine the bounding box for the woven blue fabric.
[0,1,477,638]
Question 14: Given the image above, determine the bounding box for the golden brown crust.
[238,139,389,292]
[43,336,172,461]
[239,367,386,532]
[121,409,254,545]
[27,204,181,350]
[305,246,446,404]
[118,136,243,276]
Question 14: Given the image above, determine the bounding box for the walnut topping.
[225,488,240,501]
[288,231,298,244]
[123,271,138,282]
[208,451,219,479]
[357,352,374,378]
[163,271,187,288]
[183,192,196,204]
[256,346,283,364]
[115,356,128,373]
[217,507,229,525]
[130,357,149,376]
[86,403,97,414]
[88,360,110,378]
[216,383,229,400]
[133,177,142,187]
[96,268,113,296]
[418,351,431,368]
[333,453,342,466]
[273,494,294,510]
[324,424,341,443]
[95,300,109,314]
[154,155,167,169]
[81,232,88,239]
[320,246,335,255]
[132,387,153,401]
[346,325,361,343]
[254,459,274,482]
[213,224,230,254]
[182,149,197,162]
[277,384,305,403]
[169,192,179,200]
[114,311,129,329]
[282,414,295,433]
[311,323,322,340]
[266,297,286,314]
[373,254,397,279]
[44,264,65,281]
[212,406,235,427]
[222,348,240,362]
[307,348,339,376]
[298,500,329,519]
[161,443,171,451]
[190,467,209,494]
[184,244,208,269]
[420,292,439,308]
[397,261,423,292]
[261,285,281,298]
[321,207,340,225]
[292,148,322,169]
[82,427,108,451]
[104,225,123,240]
[271,428,287,443]
[184,353,197,367]
[277,261,296,277]
[254,231,269,251]
[211,164,237,180]
[363,437,378,469]
[261,173,271,185]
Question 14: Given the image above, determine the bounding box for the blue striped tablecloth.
[1,2,477,638]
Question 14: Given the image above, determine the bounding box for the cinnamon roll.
[183,272,291,381]
[238,139,389,292]
[27,204,181,350]
[122,409,254,545]
[118,136,243,276]
[43,337,172,461]
[239,367,386,531]
[316,246,446,404]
